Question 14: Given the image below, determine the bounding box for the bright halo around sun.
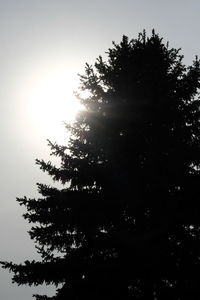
[21,67,83,144]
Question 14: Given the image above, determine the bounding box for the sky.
[0,0,200,299]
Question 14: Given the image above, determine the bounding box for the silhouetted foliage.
[1,30,200,299]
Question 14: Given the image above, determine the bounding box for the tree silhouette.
[1,30,200,299]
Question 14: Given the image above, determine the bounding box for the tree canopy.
[1,30,200,299]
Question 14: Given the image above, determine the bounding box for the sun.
[21,66,83,143]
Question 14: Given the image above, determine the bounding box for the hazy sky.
[0,0,200,299]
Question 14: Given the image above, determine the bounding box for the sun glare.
[21,67,83,144]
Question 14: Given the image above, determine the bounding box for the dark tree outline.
[1,30,200,299]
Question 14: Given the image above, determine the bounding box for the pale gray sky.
[0,0,200,299]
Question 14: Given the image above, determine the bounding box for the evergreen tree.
[1,30,200,299]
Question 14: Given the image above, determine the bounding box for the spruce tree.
[1,30,200,299]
